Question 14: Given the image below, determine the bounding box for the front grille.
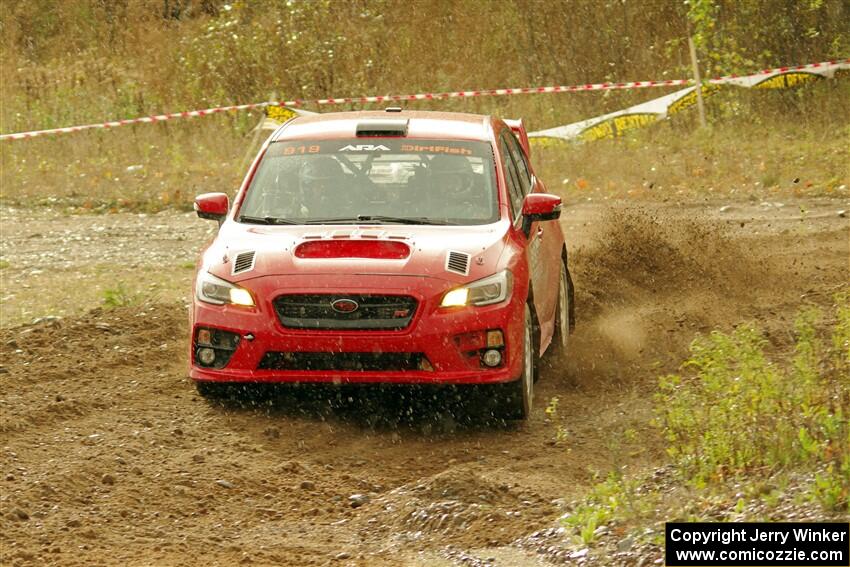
[258,351,424,371]
[273,294,417,330]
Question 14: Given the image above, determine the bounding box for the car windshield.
[238,138,498,225]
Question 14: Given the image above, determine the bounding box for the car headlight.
[440,270,513,307]
[196,271,255,307]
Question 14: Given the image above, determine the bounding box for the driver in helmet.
[298,156,347,217]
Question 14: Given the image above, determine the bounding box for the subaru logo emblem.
[331,299,359,313]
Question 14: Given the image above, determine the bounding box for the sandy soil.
[1,197,848,566]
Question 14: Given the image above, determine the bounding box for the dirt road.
[1,197,848,566]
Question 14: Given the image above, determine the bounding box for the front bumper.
[189,273,525,385]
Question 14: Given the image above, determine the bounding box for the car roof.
[272,110,495,142]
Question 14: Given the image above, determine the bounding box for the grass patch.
[535,82,850,203]
[0,114,249,212]
[658,296,849,510]
[544,396,571,445]
[0,264,193,327]
[562,472,656,544]
[102,282,140,308]
[561,295,849,543]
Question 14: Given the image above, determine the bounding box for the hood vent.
[232,251,256,275]
[295,240,410,259]
[356,118,408,137]
[445,251,471,276]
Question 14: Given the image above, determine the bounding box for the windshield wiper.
[238,215,298,225]
[363,215,457,225]
[304,215,456,226]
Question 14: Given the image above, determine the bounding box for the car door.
[498,133,548,331]
[503,131,559,331]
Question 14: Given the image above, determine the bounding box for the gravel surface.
[1,197,848,565]
[0,207,213,272]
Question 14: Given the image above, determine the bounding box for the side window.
[499,137,524,220]
[505,132,532,196]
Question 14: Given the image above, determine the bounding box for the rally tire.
[495,303,536,420]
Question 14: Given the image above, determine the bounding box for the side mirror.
[521,193,561,236]
[194,193,229,224]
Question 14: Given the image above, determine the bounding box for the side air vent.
[232,251,256,275]
[445,251,470,276]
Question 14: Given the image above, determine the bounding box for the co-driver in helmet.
[424,154,480,219]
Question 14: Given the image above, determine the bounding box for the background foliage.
[1,0,847,210]
[2,0,848,131]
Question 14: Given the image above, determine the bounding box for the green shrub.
[657,295,849,510]
[102,283,137,308]
[563,473,634,544]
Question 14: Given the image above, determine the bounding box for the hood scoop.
[445,250,471,275]
[295,240,410,260]
[232,250,256,275]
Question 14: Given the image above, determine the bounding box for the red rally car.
[190,109,575,419]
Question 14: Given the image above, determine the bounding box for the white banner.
[529,60,849,144]
[712,59,849,88]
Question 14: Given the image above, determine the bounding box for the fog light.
[418,357,434,372]
[197,328,212,345]
[197,347,216,366]
[486,330,504,347]
[482,349,502,367]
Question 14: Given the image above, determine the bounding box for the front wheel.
[494,303,536,420]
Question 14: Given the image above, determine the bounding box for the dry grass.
[0,115,252,212]
[2,82,848,213]
[0,263,194,327]
[536,83,850,202]
[1,1,847,211]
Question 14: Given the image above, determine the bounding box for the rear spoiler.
[503,118,531,157]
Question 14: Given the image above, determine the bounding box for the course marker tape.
[2,58,846,142]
